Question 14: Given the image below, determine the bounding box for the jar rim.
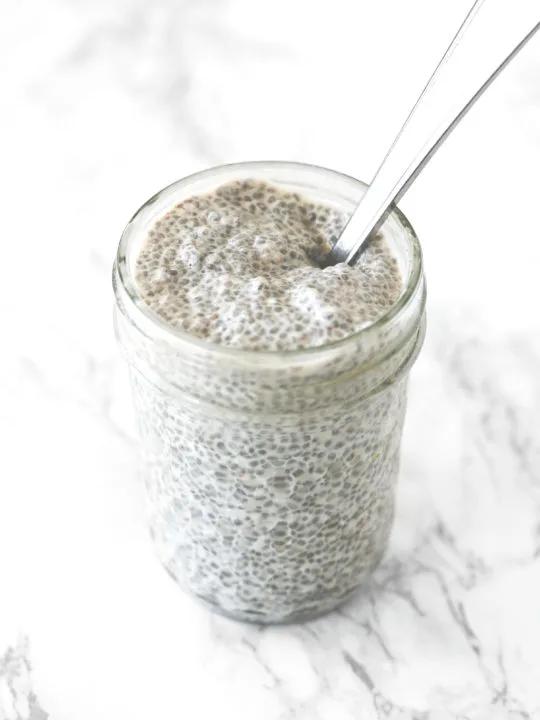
[114,161,424,365]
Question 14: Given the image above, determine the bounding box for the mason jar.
[113,161,426,624]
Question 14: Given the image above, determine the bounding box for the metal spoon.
[327,0,540,266]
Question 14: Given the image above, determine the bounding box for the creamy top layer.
[135,179,402,351]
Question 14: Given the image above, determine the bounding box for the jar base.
[163,564,368,625]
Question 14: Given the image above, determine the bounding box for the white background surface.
[1,0,540,718]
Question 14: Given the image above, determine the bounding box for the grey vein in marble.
[0,639,48,720]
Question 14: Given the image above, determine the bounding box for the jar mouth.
[114,161,424,364]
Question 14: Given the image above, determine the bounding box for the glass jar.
[113,161,426,624]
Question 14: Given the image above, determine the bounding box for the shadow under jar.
[113,161,427,624]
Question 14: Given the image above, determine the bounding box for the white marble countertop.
[1,0,540,717]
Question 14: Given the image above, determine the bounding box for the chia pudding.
[113,162,426,623]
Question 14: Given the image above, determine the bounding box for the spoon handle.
[331,0,540,265]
